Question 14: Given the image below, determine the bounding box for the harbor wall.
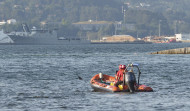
[150,47,190,54]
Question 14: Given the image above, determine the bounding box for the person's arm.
[115,72,120,81]
[116,72,120,81]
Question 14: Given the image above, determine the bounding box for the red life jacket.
[115,69,125,82]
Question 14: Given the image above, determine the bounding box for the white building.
[73,20,113,31]
[73,20,135,31]
[175,34,190,41]
[0,20,6,25]
[7,19,17,24]
[175,34,182,41]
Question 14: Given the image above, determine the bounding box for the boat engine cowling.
[124,71,136,92]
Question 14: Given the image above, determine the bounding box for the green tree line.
[0,0,190,38]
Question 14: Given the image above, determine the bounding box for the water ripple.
[0,44,190,110]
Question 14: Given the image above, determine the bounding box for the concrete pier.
[150,47,190,54]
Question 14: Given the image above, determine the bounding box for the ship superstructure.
[7,23,89,45]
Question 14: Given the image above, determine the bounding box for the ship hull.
[8,35,90,45]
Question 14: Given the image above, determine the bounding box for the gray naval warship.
[8,23,89,45]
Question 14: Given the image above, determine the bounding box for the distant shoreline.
[91,41,152,44]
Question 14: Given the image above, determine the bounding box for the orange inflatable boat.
[90,64,153,92]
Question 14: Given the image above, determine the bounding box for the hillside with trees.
[0,0,190,38]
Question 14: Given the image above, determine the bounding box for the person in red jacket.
[115,64,127,87]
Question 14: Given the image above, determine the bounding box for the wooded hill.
[0,0,190,38]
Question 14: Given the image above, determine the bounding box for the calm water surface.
[0,43,190,111]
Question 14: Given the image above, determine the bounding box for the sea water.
[0,43,190,111]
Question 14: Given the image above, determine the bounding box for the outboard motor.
[124,70,136,93]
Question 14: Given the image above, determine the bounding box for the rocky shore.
[150,47,190,54]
